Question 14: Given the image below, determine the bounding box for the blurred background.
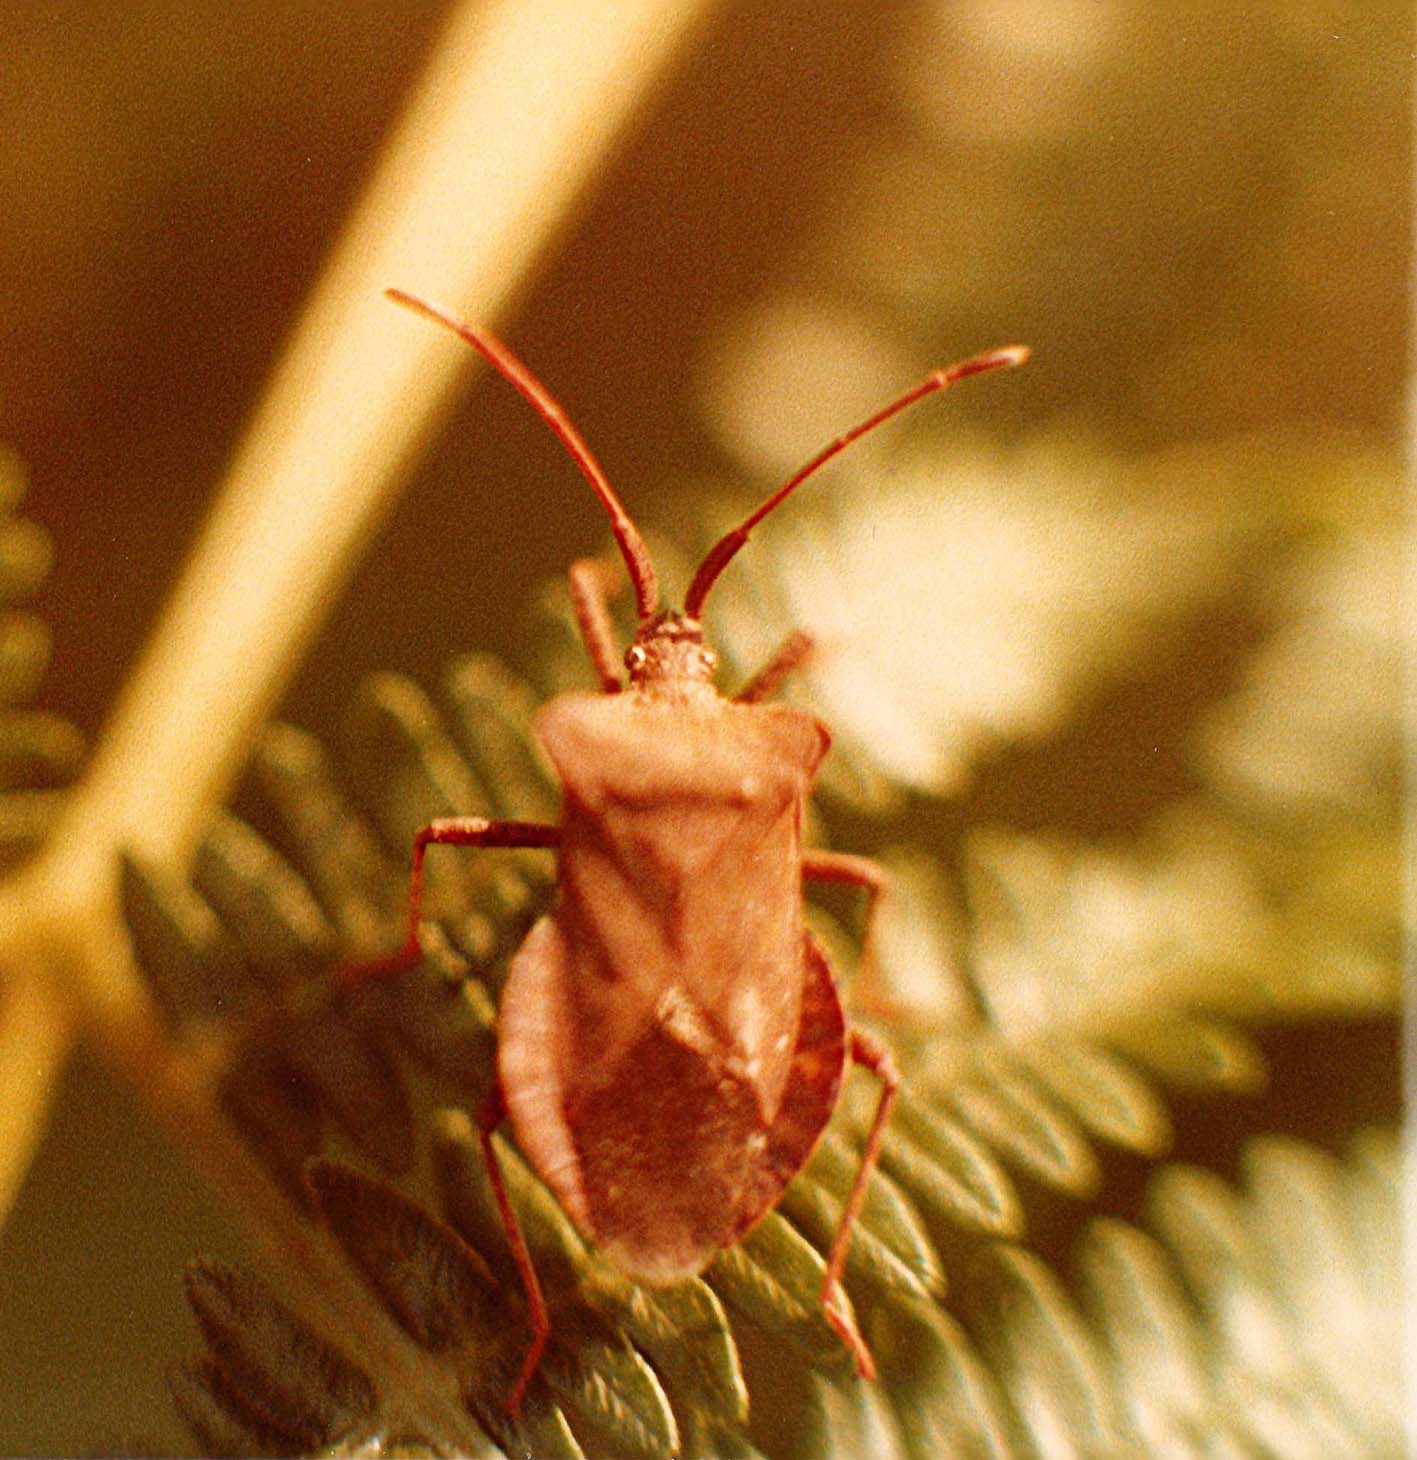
[0,0,1405,1451]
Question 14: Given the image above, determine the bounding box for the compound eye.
[625,643,648,673]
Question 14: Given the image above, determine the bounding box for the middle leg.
[801,849,891,1015]
[339,817,560,986]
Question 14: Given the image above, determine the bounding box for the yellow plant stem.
[0,970,71,1222]
[0,0,719,1031]
[0,0,721,1253]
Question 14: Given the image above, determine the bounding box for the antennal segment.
[683,343,1030,619]
[387,289,659,620]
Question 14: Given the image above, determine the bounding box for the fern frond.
[0,448,85,1227]
[131,598,1395,1452]
[123,354,1397,1446]
[176,1128,1402,1456]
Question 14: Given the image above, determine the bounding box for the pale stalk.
[0,972,71,1220]
[0,0,719,1025]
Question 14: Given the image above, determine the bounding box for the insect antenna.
[386,289,660,620]
[683,342,1031,619]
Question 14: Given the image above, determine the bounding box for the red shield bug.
[345,287,1029,1415]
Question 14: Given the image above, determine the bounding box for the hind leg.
[731,935,897,1378]
[820,1028,899,1378]
[478,1084,551,1418]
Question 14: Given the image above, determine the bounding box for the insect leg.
[339,817,560,986]
[801,850,891,1015]
[567,556,626,693]
[733,628,815,703]
[820,1027,899,1380]
[478,1083,551,1418]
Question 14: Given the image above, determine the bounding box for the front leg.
[340,817,560,986]
[734,628,815,704]
[801,849,890,1015]
[567,556,626,693]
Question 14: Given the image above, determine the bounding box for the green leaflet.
[172,1256,511,1460]
[956,1243,1125,1458]
[0,709,84,791]
[1140,1138,1403,1455]
[194,814,338,985]
[442,652,561,823]
[0,614,50,706]
[121,852,251,1027]
[777,1129,944,1303]
[0,456,80,862]
[0,515,53,605]
[307,1160,503,1351]
[608,1278,750,1431]
[1072,1219,1212,1444]
[182,1260,377,1451]
[869,1297,1014,1460]
[252,722,402,954]
[537,1318,678,1460]
[768,1370,907,1460]
[1016,1040,1173,1158]
[1105,1013,1268,1094]
[873,1090,1022,1238]
[708,1214,858,1377]
[939,1064,1102,1197]
[168,1357,291,1458]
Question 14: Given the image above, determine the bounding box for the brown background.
[0,1,1405,1451]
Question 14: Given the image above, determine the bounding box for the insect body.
[349,289,1028,1415]
[505,671,828,1283]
